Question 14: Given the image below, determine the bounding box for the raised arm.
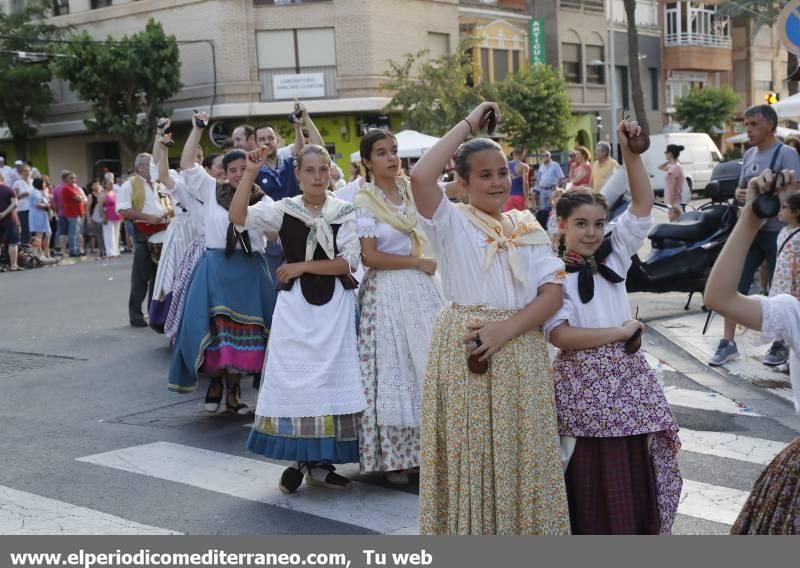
[301,104,324,148]
[619,120,654,218]
[703,171,791,331]
[229,147,266,226]
[154,128,175,190]
[181,111,208,171]
[410,101,499,218]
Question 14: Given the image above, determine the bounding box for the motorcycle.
[602,169,737,311]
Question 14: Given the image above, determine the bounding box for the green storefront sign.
[529,18,546,65]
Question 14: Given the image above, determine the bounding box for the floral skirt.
[553,342,682,534]
[356,268,445,473]
[419,303,570,535]
[247,414,359,464]
[731,435,800,534]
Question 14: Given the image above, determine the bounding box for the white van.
[640,133,723,197]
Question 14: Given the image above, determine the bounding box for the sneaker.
[763,341,789,367]
[306,463,352,489]
[130,318,148,328]
[385,470,409,485]
[279,466,305,494]
[708,340,739,367]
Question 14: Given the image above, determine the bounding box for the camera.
[288,104,304,125]
[750,170,785,219]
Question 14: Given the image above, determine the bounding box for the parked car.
[640,133,723,197]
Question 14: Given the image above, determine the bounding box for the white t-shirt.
[419,197,564,309]
[12,179,32,212]
[757,294,800,413]
[181,165,269,252]
[116,176,169,219]
[544,210,654,336]
[277,145,295,163]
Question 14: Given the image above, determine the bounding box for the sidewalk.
[649,309,796,408]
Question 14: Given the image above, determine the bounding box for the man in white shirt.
[7,160,24,187]
[0,157,13,184]
[116,153,169,327]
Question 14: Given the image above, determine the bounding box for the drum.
[147,231,167,265]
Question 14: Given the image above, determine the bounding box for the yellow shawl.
[353,177,428,257]
[455,203,550,287]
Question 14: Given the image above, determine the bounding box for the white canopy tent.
[350,129,440,162]
[772,93,800,119]
[726,126,800,144]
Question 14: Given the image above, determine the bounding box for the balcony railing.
[664,32,731,48]
[559,0,603,12]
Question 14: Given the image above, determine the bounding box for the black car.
[704,159,741,201]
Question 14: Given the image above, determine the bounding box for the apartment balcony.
[663,1,732,72]
[664,32,732,49]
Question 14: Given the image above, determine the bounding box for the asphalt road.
[0,254,796,535]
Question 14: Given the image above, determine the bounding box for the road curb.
[645,321,800,432]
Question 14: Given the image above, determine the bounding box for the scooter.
[603,169,737,310]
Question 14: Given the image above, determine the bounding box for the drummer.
[116,153,171,328]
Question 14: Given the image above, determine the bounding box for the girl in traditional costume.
[230,145,366,494]
[353,130,446,485]
[167,114,276,416]
[546,120,682,534]
[410,102,570,535]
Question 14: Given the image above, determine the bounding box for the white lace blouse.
[418,197,564,310]
[356,200,414,256]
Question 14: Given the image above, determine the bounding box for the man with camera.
[709,104,800,367]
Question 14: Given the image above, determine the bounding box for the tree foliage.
[0,1,63,158]
[55,19,182,158]
[381,42,571,150]
[381,42,499,137]
[497,65,572,150]
[673,86,741,137]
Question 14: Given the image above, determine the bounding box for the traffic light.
[765,92,780,104]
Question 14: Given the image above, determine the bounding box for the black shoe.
[204,379,223,413]
[223,383,250,415]
[130,318,148,328]
[306,463,352,489]
[279,465,305,494]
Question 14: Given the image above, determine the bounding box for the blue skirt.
[168,249,276,393]
[247,414,360,464]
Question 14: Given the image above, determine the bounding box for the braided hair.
[554,189,609,257]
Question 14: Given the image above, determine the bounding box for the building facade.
[660,0,732,117]
[1,0,460,180]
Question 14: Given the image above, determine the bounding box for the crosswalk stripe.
[678,479,750,526]
[679,429,787,465]
[664,387,762,416]
[77,442,419,535]
[0,485,178,535]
